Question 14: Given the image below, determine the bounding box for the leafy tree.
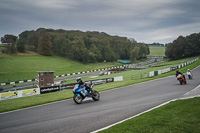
[1,34,17,43]
[138,43,149,59]
[165,33,200,60]
[17,39,25,53]
[27,31,39,52]
[170,36,185,59]
[148,43,164,47]
[69,39,88,62]
[38,32,52,56]
[1,34,17,54]
[5,43,17,54]
[165,44,173,59]
[130,46,140,60]
[88,44,101,62]
[17,28,150,63]
[100,39,116,62]
[52,34,70,56]
[184,33,200,57]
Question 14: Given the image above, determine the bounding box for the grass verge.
[99,97,200,133]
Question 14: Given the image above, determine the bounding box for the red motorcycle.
[177,74,186,85]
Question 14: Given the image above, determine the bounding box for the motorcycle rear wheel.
[73,95,83,104]
[179,80,183,85]
[92,91,100,101]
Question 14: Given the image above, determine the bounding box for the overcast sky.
[1,0,200,44]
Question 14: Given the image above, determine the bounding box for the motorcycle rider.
[176,70,182,77]
[187,69,192,79]
[76,77,91,92]
[176,70,185,79]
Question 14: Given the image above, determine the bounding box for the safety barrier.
[0,65,124,86]
[0,76,123,101]
[0,88,40,101]
[149,58,199,77]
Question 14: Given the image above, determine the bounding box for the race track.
[0,66,200,133]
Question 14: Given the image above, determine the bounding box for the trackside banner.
[60,83,76,90]
[40,86,60,94]
[0,91,18,100]
[39,78,115,94]
[0,76,123,100]
[0,88,40,101]
[40,83,78,94]
[91,78,114,85]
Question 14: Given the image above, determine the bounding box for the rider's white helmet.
[76,77,81,82]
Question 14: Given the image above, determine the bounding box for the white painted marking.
[91,90,200,133]
[91,65,200,133]
[91,101,172,133]
[181,84,200,98]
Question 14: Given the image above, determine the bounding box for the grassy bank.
[149,47,166,56]
[99,97,200,133]
[0,53,121,83]
[0,56,199,113]
[0,46,163,83]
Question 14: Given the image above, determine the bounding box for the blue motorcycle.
[73,84,100,104]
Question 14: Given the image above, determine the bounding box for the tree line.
[147,42,165,47]
[1,28,150,63]
[165,32,200,60]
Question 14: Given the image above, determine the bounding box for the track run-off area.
[0,66,200,133]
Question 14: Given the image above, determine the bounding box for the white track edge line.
[91,100,172,133]
[91,82,200,133]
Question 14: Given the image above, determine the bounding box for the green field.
[0,53,121,83]
[149,46,166,56]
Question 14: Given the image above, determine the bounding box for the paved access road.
[0,66,200,133]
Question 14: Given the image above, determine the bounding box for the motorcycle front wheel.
[92,91,100,101]
[73,94,83,104]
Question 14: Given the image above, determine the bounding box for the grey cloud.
[0,0,200,43]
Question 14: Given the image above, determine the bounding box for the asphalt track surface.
[0,66,200,133]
